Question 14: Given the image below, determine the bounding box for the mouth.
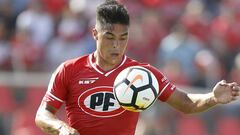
[110,53,120,57]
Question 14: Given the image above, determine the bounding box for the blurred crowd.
[0,0,239,88]
[0,0,240,135]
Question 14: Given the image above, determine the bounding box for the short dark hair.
[96,0,130,29]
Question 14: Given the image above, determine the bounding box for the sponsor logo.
[78,86,125,117]
[79,78,98,84]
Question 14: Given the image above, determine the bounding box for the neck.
[94,52,121,71]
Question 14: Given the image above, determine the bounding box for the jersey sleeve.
[144,64,176,102]
[43,63,69,109]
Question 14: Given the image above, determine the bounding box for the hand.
[59,123,80,135]
[213,80,240,104]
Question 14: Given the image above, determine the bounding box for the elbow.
[35,113,42,128]
[182,110,195,115]
[35,112,49,133]
[178,103,196,115]
[179,108,193,115]
[35,110,47,130]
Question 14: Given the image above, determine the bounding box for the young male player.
[35,1,240,135]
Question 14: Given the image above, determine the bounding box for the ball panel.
[114,82,134,104]
[114,67,130,86]
[135,88,155,108]
[127,68,149,88]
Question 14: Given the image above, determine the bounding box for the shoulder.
[62,54,90,69]
[125,56,157,70]
[125,56,163,76]
[54,54,90,77]
[128,56,166,76]
[125,56,144,66]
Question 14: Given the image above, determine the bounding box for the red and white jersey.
[43,53,176,135]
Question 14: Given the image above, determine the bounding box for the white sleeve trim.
[47,92,64,103]
[158,82,170,96]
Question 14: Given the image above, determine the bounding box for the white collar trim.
[89,53,127,76]
[89,53,104,74]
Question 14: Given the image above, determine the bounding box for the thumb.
[219,80,227,86]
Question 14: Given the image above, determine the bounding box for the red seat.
[0,85,17,114]
[11,108,44,135]
[175,116,208,135]
[25,86,68,121]
[23,86,47,112]
[11,86,47,135]
[215,117,240,135]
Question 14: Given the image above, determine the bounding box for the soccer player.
[35,1,240,135]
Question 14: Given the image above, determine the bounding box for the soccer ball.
[113,66,159,112]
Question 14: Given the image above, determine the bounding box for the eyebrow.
[104,32,128,37]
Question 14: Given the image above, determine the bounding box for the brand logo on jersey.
[79,78,98,84]
[78,86,125,117]
[171,85,176,90]
[161,76,168,83]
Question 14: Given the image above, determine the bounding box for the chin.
[110,59,121,65]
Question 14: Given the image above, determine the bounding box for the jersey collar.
[88,53,127,77]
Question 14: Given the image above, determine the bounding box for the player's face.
[93,23,129,67]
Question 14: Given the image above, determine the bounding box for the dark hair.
[96,0,129,29]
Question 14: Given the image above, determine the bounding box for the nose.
[113,40,120,48]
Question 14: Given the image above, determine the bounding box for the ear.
[92,28,98,40]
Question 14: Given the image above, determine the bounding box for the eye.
[120,36,127,40]
[105,35,114,40]
[120,37,127,40]
[106,37,114,40]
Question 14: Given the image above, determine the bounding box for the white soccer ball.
[113,66,159,112]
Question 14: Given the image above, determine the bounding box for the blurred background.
[0,0,239,135]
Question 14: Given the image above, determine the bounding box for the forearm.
[187,80,240,113]
[35,102,80,135]
[167,81,239,114]
[187,92,218,113]
[35,109,65,135]
[166,89,218,114]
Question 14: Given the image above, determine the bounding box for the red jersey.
[43,53,176,135]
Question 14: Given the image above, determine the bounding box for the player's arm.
[165,80,240,114]
[35,102,80,135]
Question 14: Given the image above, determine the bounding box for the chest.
[66,70,124,117]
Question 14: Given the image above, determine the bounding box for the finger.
[221,80,227,83]
[219,80,230,87]
[232,96,238,101]
[232,86,240,91]
[232,91,239,96]
[219,80,226,84]
[229,82,238,86]
[229,82,239,89]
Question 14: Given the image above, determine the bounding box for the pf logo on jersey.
[78,86,125,117]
